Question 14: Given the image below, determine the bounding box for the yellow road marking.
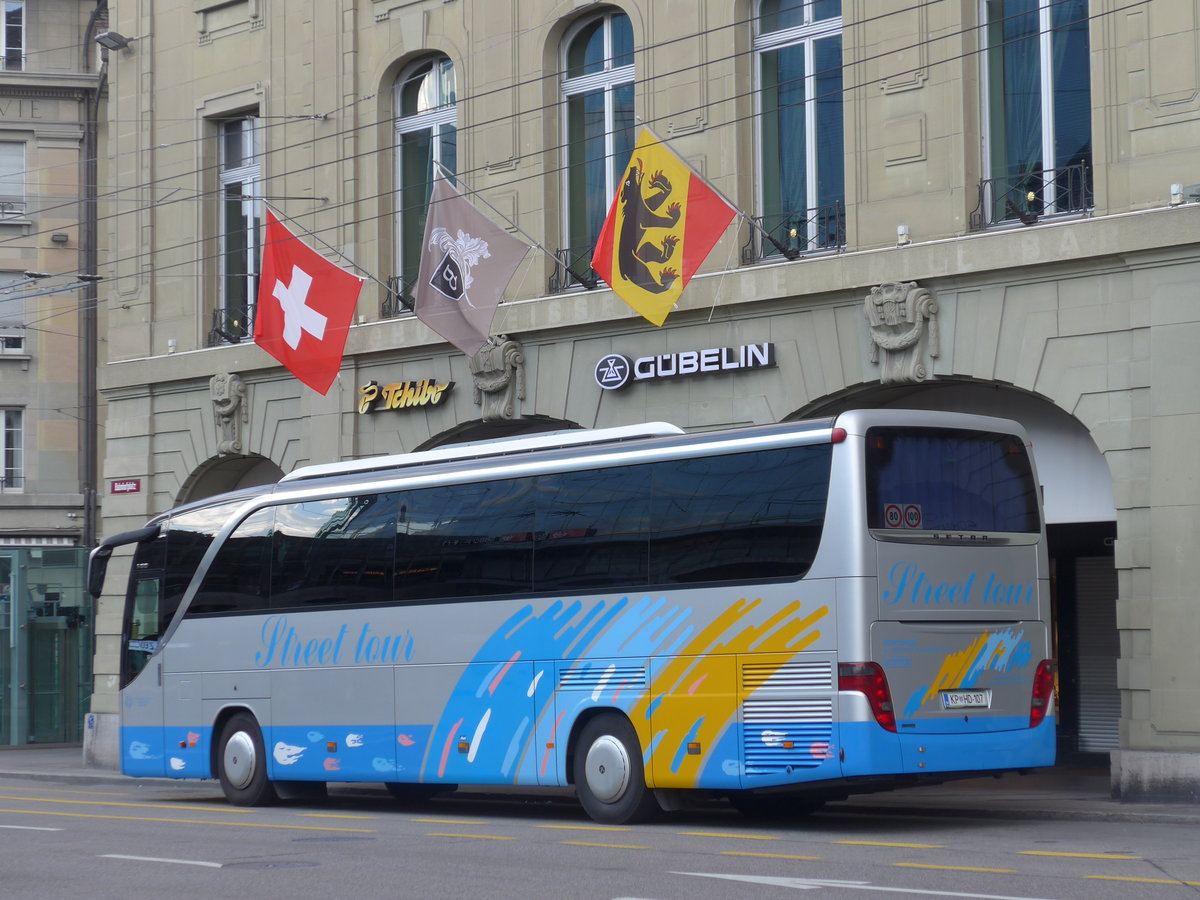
[676,831,777,841]
[0,807,373,832]
[561,840,648,850]
[0,794,250,814]
[411,817,490,825]
[296,813,376,820]
[894,863,1016,874]
[1086,875,1200,886]
[836,840,945,849]
[0,787,133,797]
[721,851,822,861]
[426,832,514,841]
[537,824,629,832]
[1019,850,1140,860]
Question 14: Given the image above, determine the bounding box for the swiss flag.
[253,211,365,394]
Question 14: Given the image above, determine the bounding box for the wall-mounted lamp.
[167,339,177,354]
[95,31,133,51]
[896,224,910,246]
[50,232,69,244]
[1170,183,1184,206]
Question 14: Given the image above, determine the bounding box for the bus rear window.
[865,426,1039,534]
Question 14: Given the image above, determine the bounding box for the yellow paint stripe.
[561,841,648,850]
[721,851,822,861]
[835,840,945,849]
[411,817,489,825]
[0,807,373,832]
[0,787,132,798]
[1086,875,1200,886]
[0,794,251,813]
[894,863,1016,874]
[537,824,628,832]
[1019,850,1140,860]
[296,813,376,820]
[426,832,514,841]
[676,831,777,841]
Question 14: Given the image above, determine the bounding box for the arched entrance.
[176,454,285,505]
[415,414,582,451]
[796,380,1120,762]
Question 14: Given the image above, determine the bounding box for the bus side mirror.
[87,545,113,600]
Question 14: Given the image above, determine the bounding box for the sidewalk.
[2,746,1199,825]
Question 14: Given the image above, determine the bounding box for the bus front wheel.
[216,712,277,806]
[573,713,658,824]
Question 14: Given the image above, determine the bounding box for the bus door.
[121,572,167,777]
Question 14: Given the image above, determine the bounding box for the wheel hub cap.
[223,730,256,789]
[584,735,630,803]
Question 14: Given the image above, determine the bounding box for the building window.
[0,141,24,218]
[2,2,22,72]
[390,56,456,316]
[213,117,261,343]
[1,408,21,491]
[980,0,1092,226]
[752,0,844,260]
[0,272,24,354]
[557,10,634,289]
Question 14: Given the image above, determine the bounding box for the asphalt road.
[2,774,1199,900]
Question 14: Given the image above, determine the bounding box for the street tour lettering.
[358,379,453,414]
[253,615,415,668]
[880,562,1035,606]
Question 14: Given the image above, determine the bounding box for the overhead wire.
[8,0,1123,328]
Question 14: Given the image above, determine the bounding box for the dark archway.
[176,454,284,505]
[415,415,582,451]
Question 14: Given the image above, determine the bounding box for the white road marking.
[675,872,1066,900]
[0,824,62,831]
[101,854,223,869]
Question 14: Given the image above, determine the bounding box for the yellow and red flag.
[592,128,736,327]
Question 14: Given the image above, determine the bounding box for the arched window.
[753,0,844,259]
[558,10,634,288]
[393,56,457,305]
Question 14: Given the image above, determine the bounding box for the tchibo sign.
[594,342,776,391]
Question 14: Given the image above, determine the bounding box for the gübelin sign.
[595,342,776,390]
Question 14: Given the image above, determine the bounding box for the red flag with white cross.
[253,211,365,394]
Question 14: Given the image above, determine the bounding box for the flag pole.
[636,126,800,262]
[433,162,598,290]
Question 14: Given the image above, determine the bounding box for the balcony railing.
[548,246,599,294]
[970,161,1092,230]
[0,473,24,492]
[382,275,415,319]
[0,199,27,219]
[208,304,254,346]
[741,203,846,263]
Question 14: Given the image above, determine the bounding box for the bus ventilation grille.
[743,699,835,773]
[558,665,647,691]
[742,661,833,692]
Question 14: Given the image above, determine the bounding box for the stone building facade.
[89,0,1200,800]
[0,0,102,745]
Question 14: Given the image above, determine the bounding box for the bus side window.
[534,464,652,591]
[125,577,162,682]
[189,507,275,615]
[272,494,397,609]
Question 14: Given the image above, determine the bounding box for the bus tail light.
[1030,659,1057,728]
[838,662,896,733]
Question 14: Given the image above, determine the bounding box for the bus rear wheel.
[573,713,659,824]
[216,712,277,806]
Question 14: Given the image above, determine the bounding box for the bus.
[87,409,1056,823]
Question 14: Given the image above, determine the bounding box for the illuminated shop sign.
[594,342,776,391]
[358,379,454,414]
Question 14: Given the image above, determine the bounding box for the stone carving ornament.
[210,372,248,455]
[865,281,939,383]
[469,335,525,422]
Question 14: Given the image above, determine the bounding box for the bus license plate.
[941,689,991,710]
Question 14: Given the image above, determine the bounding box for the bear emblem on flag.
[427,227,491,306]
